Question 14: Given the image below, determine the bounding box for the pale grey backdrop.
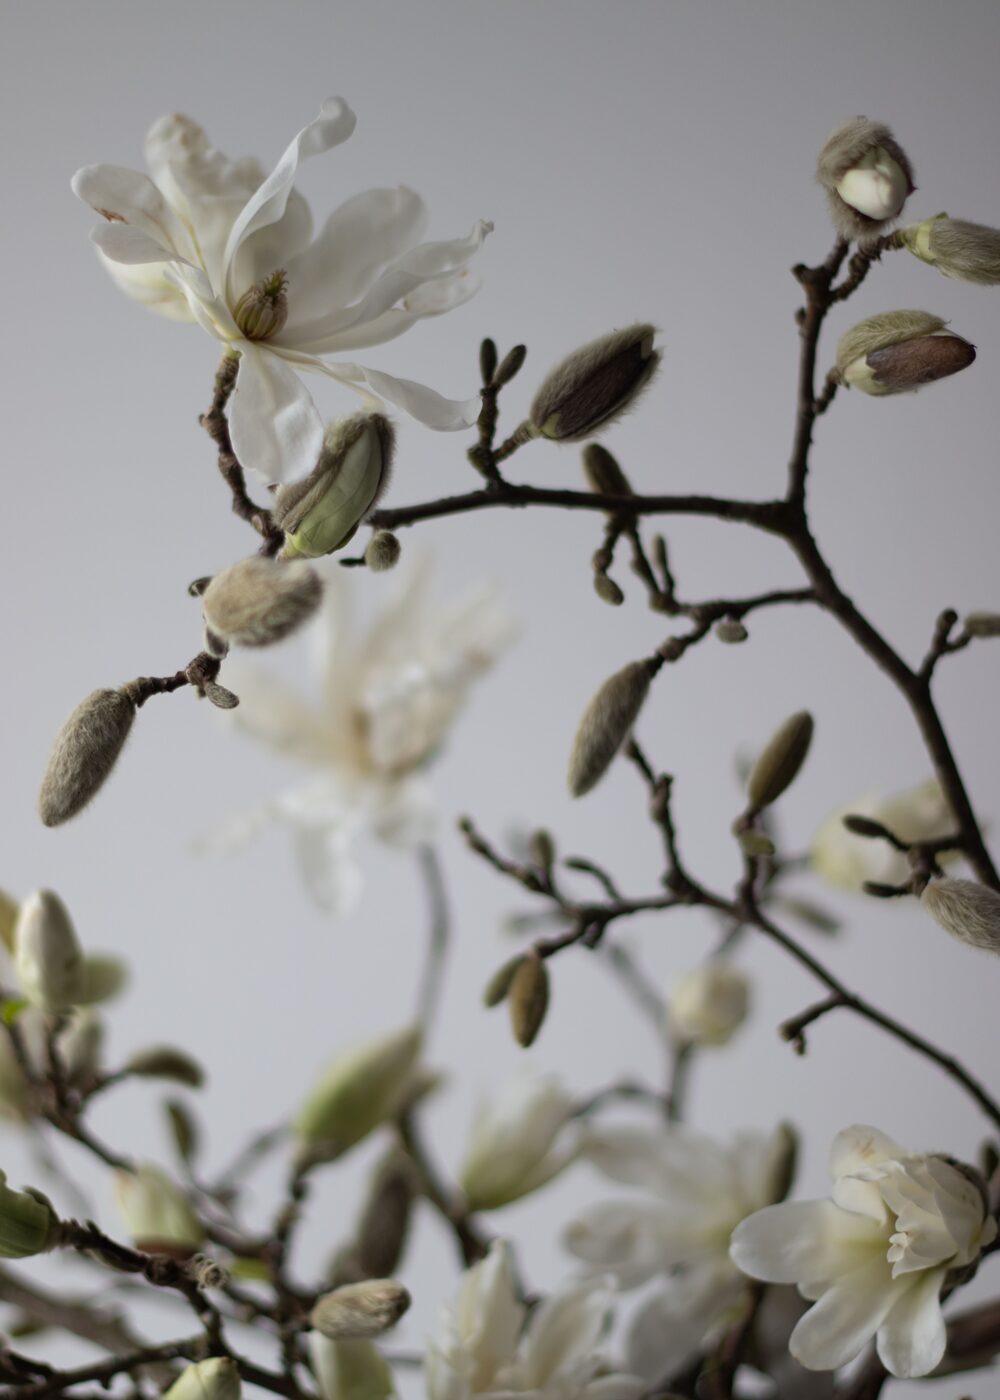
[3,2,1000,1395]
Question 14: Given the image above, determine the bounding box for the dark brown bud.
[38,689,136,827]
[354,1149,417,1279]
[593,573,625,607]
[530,324,659,442]
[480,338,498,385]
[581,443,633,497]
[864,334,975,394]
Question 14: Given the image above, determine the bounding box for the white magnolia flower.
[730,1125,998,1379]
[425,1240,642,1400]
[666,961,750,1047]
[811,779,954,893]
[73,100,490,483]
[459,1075,578,1212]
[565,1122,793,1381]
[208,561,513,914]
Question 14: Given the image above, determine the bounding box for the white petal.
[789,1260,897,1372]
[72,164,192,255]
[829,1126,908,1181]
[342,364,479,430]
[97,254,194,321]
[875,1267,947,1379]
[221,664,330,763]
[452,1242,524,1387]
[730,1201,883,1284]
[521,1277,614,1388]
[222,98,356,301]
[564,1200,685,1287]
[228,344,324,484]
[90,221,187,267]
[831,1176,889,1224]
[293,823,364,916]
[626,1264,743,1382]
[582,1376,645,1400]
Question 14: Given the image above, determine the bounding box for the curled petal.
[341,364,479,430]
[72,164,192,256]
[229,344,324,484]
[829,1125,908,1181]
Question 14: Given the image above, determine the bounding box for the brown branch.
[200,354,284,552]
[396,1111,491,1268]
[12,1335,202,1399]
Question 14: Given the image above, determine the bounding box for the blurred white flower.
[425,1240,642,1400]
[73,100,490,483]
[730,1125,997,1379]
[565,1122,793,1381]
[207,562,513,914]
[666,961,750,1047]
[811,779,954,893]
[459,1075,578,1212]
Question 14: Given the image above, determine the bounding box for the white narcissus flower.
[425,1240,642,1400]
[564,1123,793,1382]
[206,561,513,914]
[730,1125,998,1379]
[459,1075,578,1212]
[811,779,954,893]
[666,961,750,1047]
[72,100,491,484]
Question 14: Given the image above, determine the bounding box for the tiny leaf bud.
[816,117,914,241]
[493,344,527,387]
[15,891,85,1011]
[114,1164,203,1257]
[365,531,401,573]
[921,877,1000,954]
[126,1046,206,1088]
[965,612,1000,638]
[508,952,550,1048]
[480,337,498,385]
[295,1026,423,1162]
[276,415,395,561]
[482,955,527,1009]
[310,1336,395,1400]
[204,681,240,709]
[747,711,814,811]
[164,1358,242,1400]
[568,658,657,797]
[593,573,625,607]
[900,215,1000,286]
[309,1280,411,1340]
[0,1171,61,1258]
[581,443,633,497]
[166,1099,201,1168]
[530,324,660,442]
[38,689,135,826]
[715,618,748,644]
[737,829,775,859]
[201,557,322,647]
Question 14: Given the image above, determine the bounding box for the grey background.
[3,2,1000,1394]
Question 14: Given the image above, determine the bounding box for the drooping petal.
[340,364,479,430]
[222,98,357,303]
[90,221,190,267]
[789,1260,897,1372]
[730,1200,884,1285]
[565,1200,687,1287]
[829,1126,908,1182]
[875,1267,947,1378]
[228,344,324,484]
[97,256,194,321]
[72,164,193,257]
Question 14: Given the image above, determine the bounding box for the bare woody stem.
[200,353,284,553]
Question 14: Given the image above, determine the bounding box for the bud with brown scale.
[816,117,914,241]
[201,557,322,647]
[837,310,975,396]
[530,324,659,442]
[38,689,135,826]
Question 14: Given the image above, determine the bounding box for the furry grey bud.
[531,325,659,442]
[581,443,633,497]
[201,557,322,648]
[568,658,657,797]
[593,573,625,606]
[276,415,395,560]
[204,682,240,710]
[38,689,135,827]
[921,877,1000,953]
[715,618,748,644]
[965,612,1000,638]
[309,1280,411,1340]
[747,711,814,811]
[126,1046,205,1089]
[816,117,914,242]
[509,952,550,1048]
[901,215,1000,286]
[836,311,973,396]
[365,531,401,573]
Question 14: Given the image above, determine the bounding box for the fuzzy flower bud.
[508,952,550,1048]
[836,310,974,396]
[0,1172,61,1258]
[114,1164,203,1257]
[921,877,1000,954]
[201,557,322,647]
[568,658,657,797]
[164,1358,242,1400]
[746,711,814,812]
[530,324,660,442]
[310,1280,411,1340]
[38,688,135,826]
[15,891,85,1011]
[126,1046,205,1088]
[276,415,395,561]
[816,117,914,241]
[667,962,750,1047]
[310,1337,395,1400]
[233,271,289,341]
[965,612,1000,638]
[295,1026,423,1163]
[365,531,401,573]
[900,215,1000,286]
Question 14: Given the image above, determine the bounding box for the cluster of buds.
[836,310,975,396]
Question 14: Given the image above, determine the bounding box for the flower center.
[233,270,289,341]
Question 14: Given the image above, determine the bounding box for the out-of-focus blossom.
[459,1075,578,1211]
[731,1125,997,1378]
[73,101,490,483]
[207,562,513,913]
[666,962,750,1047]
[811,780,954,893]
[565,1122,794,1381]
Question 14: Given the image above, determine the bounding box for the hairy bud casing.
[38,689,135,826]
[837,310,975,396]
[309,1280,411,1340]
[114,1164,203,1257]
[921,877,1000,954]
[0,1171,61,1259]
[667,962,750,1047]
[900,215,1000,286]
[816,117,914,241]
[747,711,814,811]
[354,1148,417,1279]
[276,415,395,561]
[201,557,322,648]
[310,1336,395,1400]
[568,659,656,797]
[530,324,660,442]
[365,531,401,573]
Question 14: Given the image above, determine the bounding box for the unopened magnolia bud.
[114,1164,203,1257]
[354,1148,417,1279]
[482,954,526,1009]
[900,215,1000,286]
[509,952,549,1048]
[0,1172,61,1259]
[365,531,401,573]
[747,711,814,812]
[965,612,1000,638]
[164,1358,241,1400]
[921,877,1000,954]
[276,415,395,560]
[204,681,240,709]
[295,1026,423,1162]
[233,270,288,341]
[38,688,135,826]
[582,443,633,497]
[15,891,85,1011]
[568,658,657,797]
[836,311,974,396]
[310,1280,411,1340]
[201,557,322,647]
[715,618,748,644]
[593,573,624,607]
[494,344,527,387]
[667,962,750,1047]
[310,1336,394,1400]
[530,324,659,442]
[816,117,914,241]
[126,1046,205,1088]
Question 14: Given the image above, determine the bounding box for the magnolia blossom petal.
[453,1242,525,1390]
[91,221,189,267]
[829,1126,908,1181]
[229,344,324,484]
[293,822,364,916]
[730,1200,883,1284]
[221,665,332,765]
[72,164,192,255]
[222,97,357,301]
[519,1277,615,1389]
[789,1260,896,1372]
[342,364,480,430]
[565,1200,688,1287]
[875,1267,947,1378]
[626,1262,743,1382]
[97,256,194,320]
